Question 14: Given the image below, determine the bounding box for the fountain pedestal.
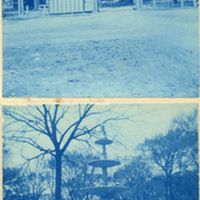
[81,126,129,199]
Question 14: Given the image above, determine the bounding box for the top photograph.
[2,0,199,97]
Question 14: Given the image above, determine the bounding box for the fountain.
[81,126,129,200]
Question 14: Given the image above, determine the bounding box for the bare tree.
[3,104,132,200]
[140,109,198,200]
[114,155,153,200]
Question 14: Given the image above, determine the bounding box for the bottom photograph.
[2,103,199,200]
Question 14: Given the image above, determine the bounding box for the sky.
[2,103,198,169]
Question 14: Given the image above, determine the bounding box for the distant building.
[3,0,39,10]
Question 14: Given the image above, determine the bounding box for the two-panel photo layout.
[1,0,199,200]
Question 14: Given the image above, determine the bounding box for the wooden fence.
[48,0,98,14]
[138,0,198,8]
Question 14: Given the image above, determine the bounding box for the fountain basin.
[88,160,120,168]
[95,138,113,145]
[81,186,129,197]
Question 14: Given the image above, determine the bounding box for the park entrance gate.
[48,0,99,14]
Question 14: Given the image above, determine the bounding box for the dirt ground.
[2,7,199,97]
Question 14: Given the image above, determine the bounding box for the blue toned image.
[2,104,199,200]
[2,0,199,97]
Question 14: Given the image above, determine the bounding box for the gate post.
[136,0,142,9]
[21,0,24,15]
[94,0,97,11]
[140,0,143,8]
[83,0,85,12]
[97,0,101,12]
[193,0,196,7]
[181,0,184,7]
[26,5,29,15]
[93,0,100,12]
[18,0,24,15]
[34,0,39,10]
[153,0,156,8]
[18,0,21,15]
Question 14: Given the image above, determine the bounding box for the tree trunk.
[55,153,62,200]
[164,179,169,200]
[168,175,173,200]
[165,174,173,200]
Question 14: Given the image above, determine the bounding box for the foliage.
[114,156,153,200]
[61,152,101,200]
[138,109,198,200]
[3,167,46,200]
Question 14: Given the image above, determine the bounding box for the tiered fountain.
[81,126,128,200]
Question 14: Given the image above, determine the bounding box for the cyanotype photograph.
[2,103,199,200]
[2,0,199,97]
